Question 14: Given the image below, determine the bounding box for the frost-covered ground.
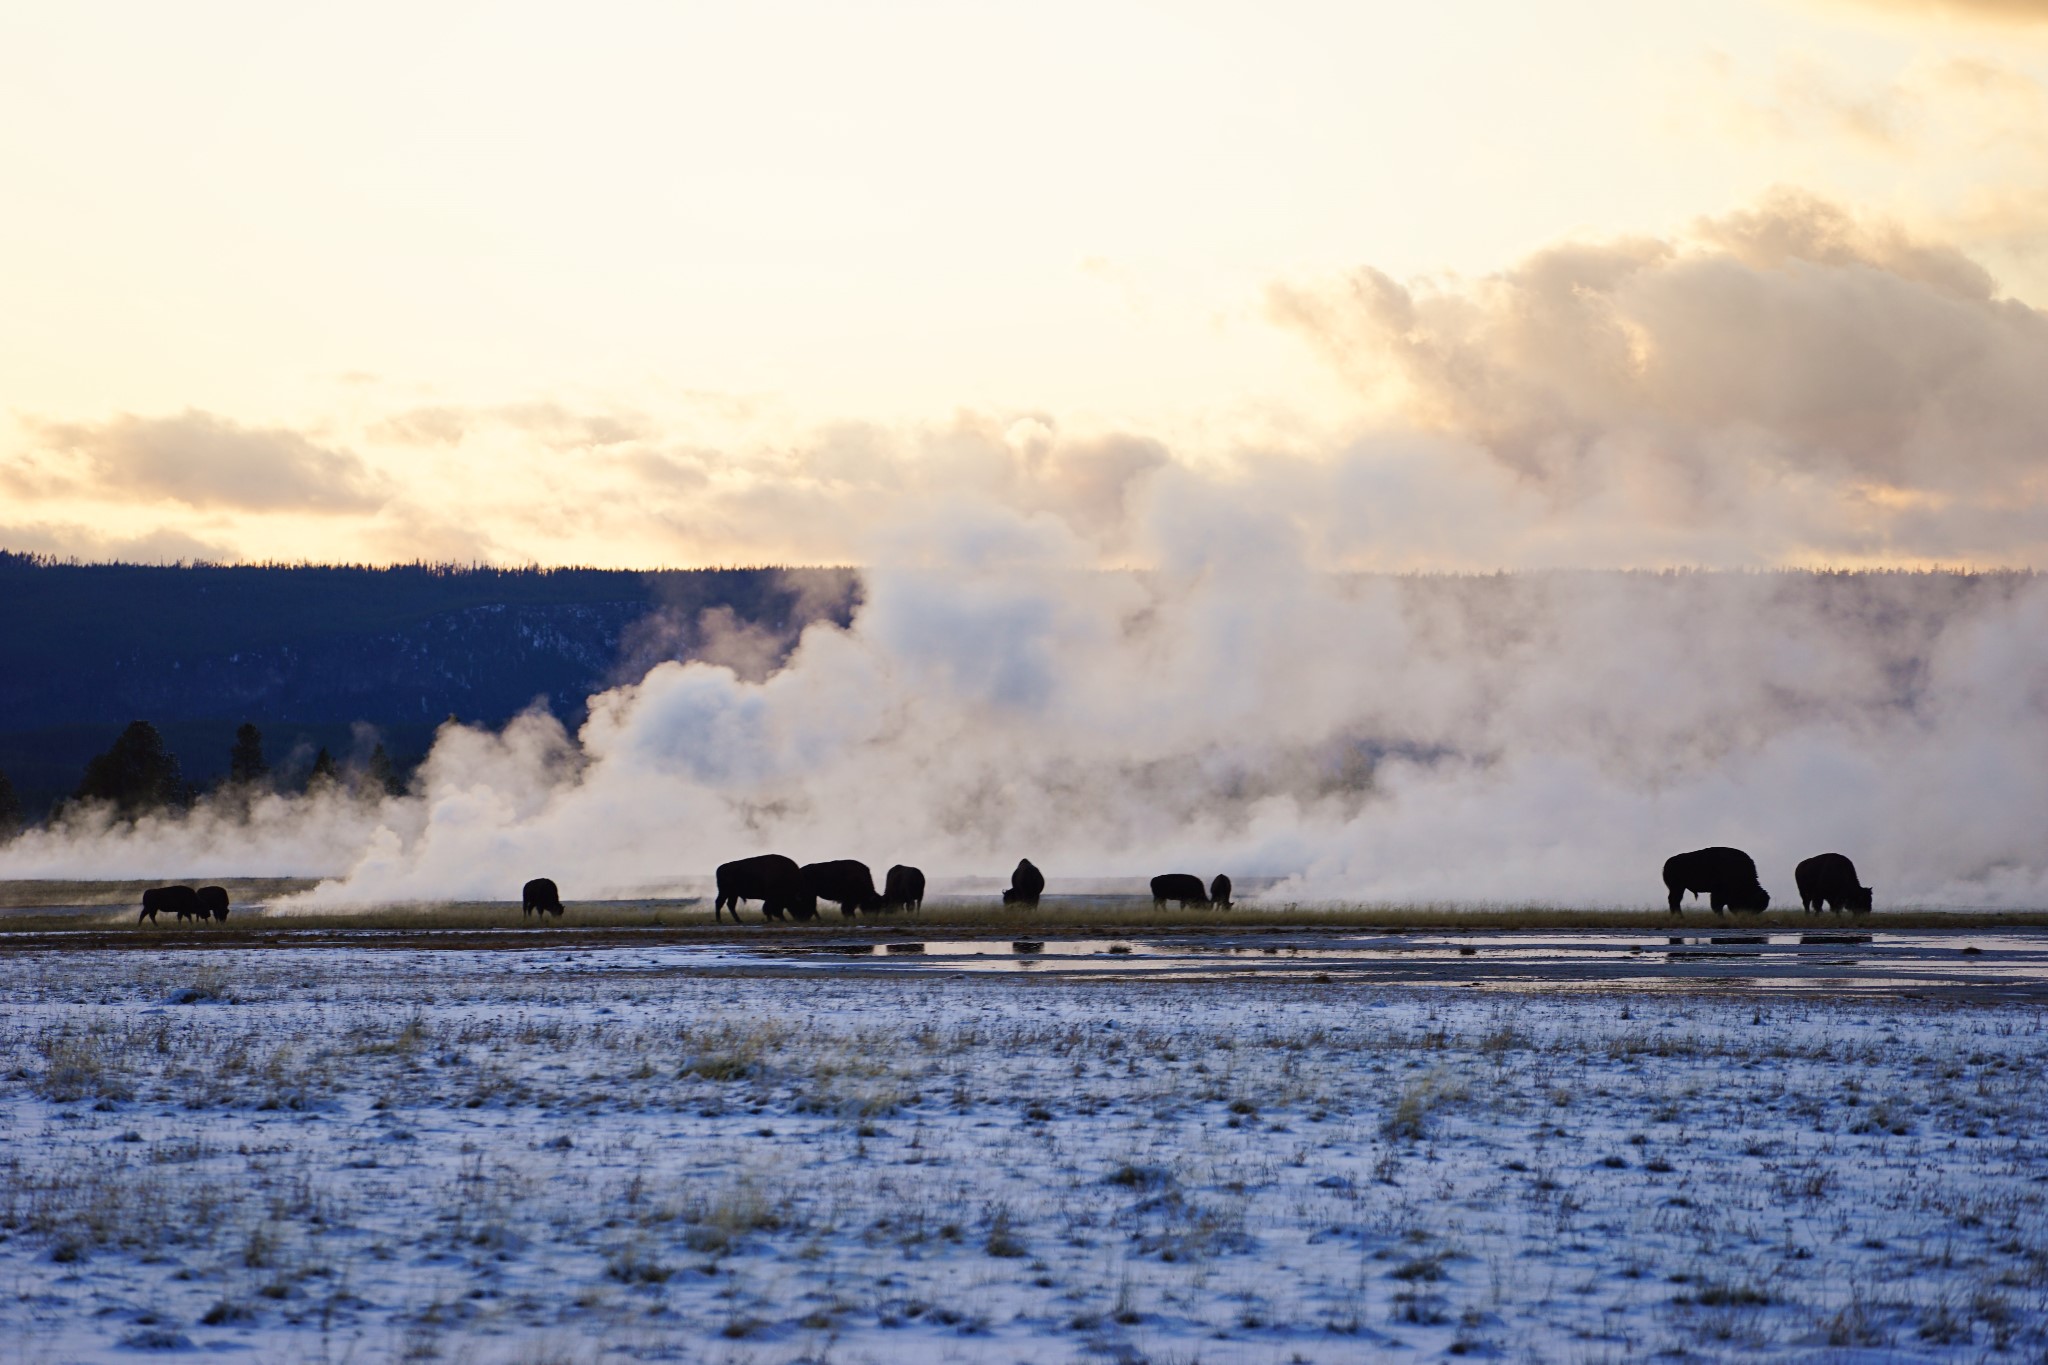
[3,947,2046,1362]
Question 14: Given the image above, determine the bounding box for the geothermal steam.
[3,509,2045,908]
[9,196,2048,906]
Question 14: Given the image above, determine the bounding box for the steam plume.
[4,509,2043,908]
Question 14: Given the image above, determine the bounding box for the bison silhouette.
[1662,847,1770,914]
[1002,858,1045,908]
[801,860,882,916]
[1795,853,1872,914]
[522,877,564,919]
[715,855,815,922]
[140,885,199,924]
[1208,874,1233,909]
[195,885,230,922]
[881,864,926,913]
[1150,873,1209,910]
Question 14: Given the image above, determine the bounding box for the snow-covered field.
[3,945,2045,1362]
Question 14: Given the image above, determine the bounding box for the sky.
[4,0,2047,569]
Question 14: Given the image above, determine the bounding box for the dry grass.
[3,882,2044,937]
[0,877,316,909]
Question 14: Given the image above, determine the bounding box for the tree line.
[0,719,407,837]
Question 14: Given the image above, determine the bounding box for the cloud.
[0,521,237,564]
[1271,190,2048,562]
[26,410,390,513]
[10,189,2044,571]
[607,414,1173,566]
[358,501,506,565]
[370,403,650,450]
[1717,59,1912,149]
[1836,0,2048,22]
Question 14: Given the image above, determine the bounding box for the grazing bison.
[881,864,926,913]
[522,877,564,919]
[1209,874,1233,910]
[715,854,815,922]
[1795,853,1873,914]
[139,885,197,924]
[1150,873,1210,910]
[1662,847,1770,914]
[140,885,201,924]
[1002,858,1045,908]
[195,886,230,922]
[801,860,882,916]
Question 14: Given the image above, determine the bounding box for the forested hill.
[0,555,859,816]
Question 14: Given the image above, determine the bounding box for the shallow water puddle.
[536,929,2048,996]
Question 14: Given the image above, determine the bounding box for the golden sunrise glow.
[3,0,2046,567]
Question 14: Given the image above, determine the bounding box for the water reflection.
[703,929,2048,996]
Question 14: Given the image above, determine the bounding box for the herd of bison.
[136,846,1876,927]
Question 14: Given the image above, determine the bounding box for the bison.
[522,877,564,919]
[1208,874,1233,909]
[881,864,926,913]
[1662,847,1770,914]
[1150,873,1209,910]
[139,885,198,924]
[140,884,202,924]
[801,860,882,916]
[1002,858,1045,908]
[195,885,230,922]
[715,854,816,922]
[1795,853,1873,914]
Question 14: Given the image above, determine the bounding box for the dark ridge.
[0,554,860,815]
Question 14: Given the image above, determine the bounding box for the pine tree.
[74,721,187,816]
[365,743,404,797]
[308,747,340,792]
[229,722,268,786]
[0,765,21,835]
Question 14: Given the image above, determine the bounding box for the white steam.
[10,197,2048,908]
[3,495,2045,909]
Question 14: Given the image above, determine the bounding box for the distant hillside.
[0,555,859,816]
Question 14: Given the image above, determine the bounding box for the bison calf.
[1795,853,1873,914]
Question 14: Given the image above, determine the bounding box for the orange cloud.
[1836,0,2048,22]
[23,411,390,514]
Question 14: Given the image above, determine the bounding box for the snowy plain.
[2,940,2046,1363]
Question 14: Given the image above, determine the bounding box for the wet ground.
[520,929,2048,1000]
[6,915,2044,999]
